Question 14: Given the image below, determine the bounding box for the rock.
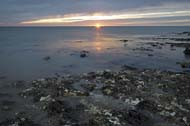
[46,100,66,115]
[167,42,190,48]
[171,38,190,42]
[43,56,51,61]
[40,95,52,102]
[176,62,190,68]
[136,100,158,112]
[148,54,153,57]
[122,65,137,70]
[81,83,96,91]
[102,86,113,95]
[133,47,153,52]
[0,112,41,126]
[184,48,190,55]
[178,32,190,36]
[120,39,128,42]
[125,98,141,106]
[80,50,89,58]
[126,110,149,126]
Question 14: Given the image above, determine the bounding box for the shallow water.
[0,26,190,81]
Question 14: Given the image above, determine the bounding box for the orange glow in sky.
[95,23,102,28]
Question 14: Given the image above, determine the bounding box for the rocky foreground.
[1,66,190,126]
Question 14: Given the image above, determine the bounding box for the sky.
[0,0,190,26]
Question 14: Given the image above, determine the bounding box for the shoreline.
[0,66,189,126]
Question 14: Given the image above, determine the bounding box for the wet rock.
[0,112,40,126]
[133,47,153,52]
[126,110,150,126]
[18,68,190,126]
[80,50,89,58]
[136,100,158,112]
[178,32,190,36]
[102,87,113,95]
[176,62,190,68]
[122,65,137,70]
[102,70,113,79]
[148,54,153,57]
[45,100,66,115]
[81,83,96,91]
[167,42,190,48]
[184,48,190,55]
[43,56,51,61]
[171,38,190,42]
[120,39,128,43]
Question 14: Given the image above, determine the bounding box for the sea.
[0,26,190,81]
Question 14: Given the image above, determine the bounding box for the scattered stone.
[17,67,190,126]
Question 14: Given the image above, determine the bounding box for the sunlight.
[95,23,102,29]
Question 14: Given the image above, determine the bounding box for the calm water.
[0,26,190,81]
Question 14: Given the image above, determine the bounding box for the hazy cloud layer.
[0,0,190,26]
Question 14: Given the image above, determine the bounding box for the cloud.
[21,10,190,25]
[0,0,190,25]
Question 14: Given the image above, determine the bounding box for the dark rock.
[81,83,96,91]
[80,53,87,58]
[148,54,153,57]
[80,50,89,58]
[167,42,190,48]
[184,48,190,55]
[122,65,137,70]
[178,32,190,36]
[46,100,66,115]
[126,110,150,126]
[120,39,128,42]
[133,47,153,52]
[176,62,190,68]
[0,113,41,126]
[43,56,51,61]
[136,100,158,112]
[171,38,190,42]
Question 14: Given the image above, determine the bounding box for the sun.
[95,23,102,28]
